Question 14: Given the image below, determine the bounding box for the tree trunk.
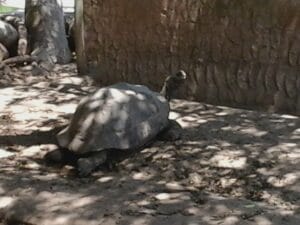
[75,0,87,74]
[25,0,71,72]
[0,43,9,62]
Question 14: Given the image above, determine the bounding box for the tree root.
[0,55,39,76]
[0,55,37,68]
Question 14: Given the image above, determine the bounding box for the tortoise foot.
[158,120,182,141]
[44,148,78,166]
[77,151,107,177]
[44,149,65,164]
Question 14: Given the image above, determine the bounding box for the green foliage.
[0,5,18,14]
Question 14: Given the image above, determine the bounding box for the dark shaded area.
[0,124,63,147]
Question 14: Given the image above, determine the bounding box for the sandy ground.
[0,64,299,225]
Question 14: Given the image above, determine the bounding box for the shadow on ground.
[0,64,299,225]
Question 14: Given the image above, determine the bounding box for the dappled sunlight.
[19,145,52,158]
[96,176,115,183]
[0,197,14,209]
[231,127,269,137]
[267,172,299,188]
[0,148,14,159]
[0,64,299,224]
[132,171,154,181]
[0,64,92,137]
[209,154,247,169]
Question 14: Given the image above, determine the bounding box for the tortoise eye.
[175,70,187,79]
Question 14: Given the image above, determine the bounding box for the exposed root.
[1,55,37,66]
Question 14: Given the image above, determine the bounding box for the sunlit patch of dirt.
[0,64,299,225]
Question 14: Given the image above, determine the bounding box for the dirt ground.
[0,64,299,225]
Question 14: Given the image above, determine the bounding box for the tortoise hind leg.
[157,119,182,141]
[77,151,107,177]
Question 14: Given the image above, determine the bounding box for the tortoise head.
[160,70,187,101]
[174,70,187,81]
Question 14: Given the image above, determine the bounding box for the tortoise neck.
[160,76,171,101]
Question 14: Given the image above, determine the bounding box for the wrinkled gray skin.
[46,70,186,176]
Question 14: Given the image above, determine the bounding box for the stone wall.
[79,0,300,115]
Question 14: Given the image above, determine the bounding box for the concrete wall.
[78,0,300,115]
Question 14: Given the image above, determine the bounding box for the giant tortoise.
[46,70,187,176]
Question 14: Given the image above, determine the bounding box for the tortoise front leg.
[44,148,78,166]
[77,151,107,176]
[158,119,182,141]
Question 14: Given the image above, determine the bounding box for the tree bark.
[81,0,300,115]
[25,0,71,72]
[17,22,28,56]
[0,43,9,62]
[75,0,87,74]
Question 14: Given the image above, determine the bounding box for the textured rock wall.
[82,0,300,115]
